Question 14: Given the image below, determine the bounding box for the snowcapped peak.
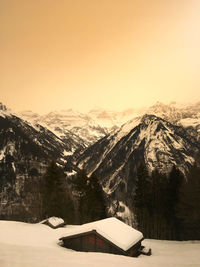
[115,114,165,142]
[113,116,142,141]
[120,116,142,131]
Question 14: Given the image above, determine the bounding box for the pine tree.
[165,165,184,240]
[42,160,75,223]
[87,173,107,221]
[134,163,151,236]
[73,169,88,198]
[134,164,185,240]
[150,169,168,239]
[73,169,89,223]
[178,164,200,239]
[73,170,107,223]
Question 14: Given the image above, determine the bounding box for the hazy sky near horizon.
[1,0,200,114]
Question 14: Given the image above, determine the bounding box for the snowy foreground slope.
[0,221,200,267]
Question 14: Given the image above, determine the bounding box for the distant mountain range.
[16,101,200,147]
[1,101,200,223]
[16,108,134,147]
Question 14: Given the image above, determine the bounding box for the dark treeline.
[1,160,107,224]
[40,161,107,224]
[133,163,200,240]
[41,160,76,223]
[73,169,107,224]
[21,160,76,223]
[2,158,199,241]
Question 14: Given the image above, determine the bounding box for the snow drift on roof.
[40,217,65,229]
[61,217,143,251]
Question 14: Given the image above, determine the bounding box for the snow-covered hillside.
[0,220,199,267]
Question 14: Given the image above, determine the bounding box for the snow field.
[0,221,200,267]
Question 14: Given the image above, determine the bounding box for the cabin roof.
[60,217,143,251]
[40,217,65,229]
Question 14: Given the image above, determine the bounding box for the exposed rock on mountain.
[76,114,200,224]
[0,104,78,221]
[18,109,111,148]
[17,107,143,148]
[147,101,200,132]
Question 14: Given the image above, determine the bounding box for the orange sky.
[1,0,200,113]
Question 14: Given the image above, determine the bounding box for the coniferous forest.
[133,163,200,240]
[2,155,199,241]
[38,160,200,241]
[40,162,107,225]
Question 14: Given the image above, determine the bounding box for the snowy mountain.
[0,104,79,221]
[88,107,142,128]
[146,101,200,134]
[17,102,200,148]
[17,110,88,151]
[17,107,144,148]
[88,101,200,131]
[18,109,112,147]
[76,114,200,224]
[77,114,200,176]
[146,101,200,142]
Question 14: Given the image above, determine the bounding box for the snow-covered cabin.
[60,217,144,257]
[41,217,65,229]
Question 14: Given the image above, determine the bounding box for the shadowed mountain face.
[0,107,79,221]
[76,114,200,224]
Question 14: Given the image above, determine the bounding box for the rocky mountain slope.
[146,101,200,138]
[0,105,79,221]
[76,114,200,224]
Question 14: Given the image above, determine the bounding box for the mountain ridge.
[75,113,200,224]
[16,101,200,145]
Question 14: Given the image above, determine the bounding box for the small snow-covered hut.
[60,217,144,257]
[41,217,65,229]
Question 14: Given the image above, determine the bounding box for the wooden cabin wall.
[62,232,125,256]
[63,237,82,251]
[82,233,96,252]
